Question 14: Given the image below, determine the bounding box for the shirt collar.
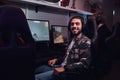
[74,33,82,41]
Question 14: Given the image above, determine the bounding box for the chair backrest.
[0,5,35,80]
[83,17,97,43]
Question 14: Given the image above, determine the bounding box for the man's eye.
[76,22,80,25]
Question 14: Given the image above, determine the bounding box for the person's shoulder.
[82,35,91,44]
[82,34,91,40]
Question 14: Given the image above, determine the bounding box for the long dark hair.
[68,16,84,38]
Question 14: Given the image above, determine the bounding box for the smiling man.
[35,16,91,80]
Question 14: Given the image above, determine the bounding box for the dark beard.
[74,30,81,36]
[71,27,82,36]
[70,30,82,38]
[70,27,82,38]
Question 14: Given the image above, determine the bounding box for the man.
[35,16,91,80]
[91,13,112,79]
[92,13,111,61]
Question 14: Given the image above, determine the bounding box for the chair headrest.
[0,5,34,47]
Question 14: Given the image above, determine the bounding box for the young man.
[35,16,91,80]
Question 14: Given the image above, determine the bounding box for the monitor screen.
[27,19,50,42]
[51,25,69,44]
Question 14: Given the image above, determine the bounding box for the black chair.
[0,5,35,80]
[83,17,97,43]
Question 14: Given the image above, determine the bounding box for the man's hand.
[53,67,65,75]
[48,58,57,66]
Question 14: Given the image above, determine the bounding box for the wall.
[27,7,69,26]
[113,0,120,24]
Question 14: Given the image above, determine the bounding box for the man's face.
[70,18,83,35]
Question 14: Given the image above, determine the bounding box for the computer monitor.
[27,19,50,42]
[51,25,69,44]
